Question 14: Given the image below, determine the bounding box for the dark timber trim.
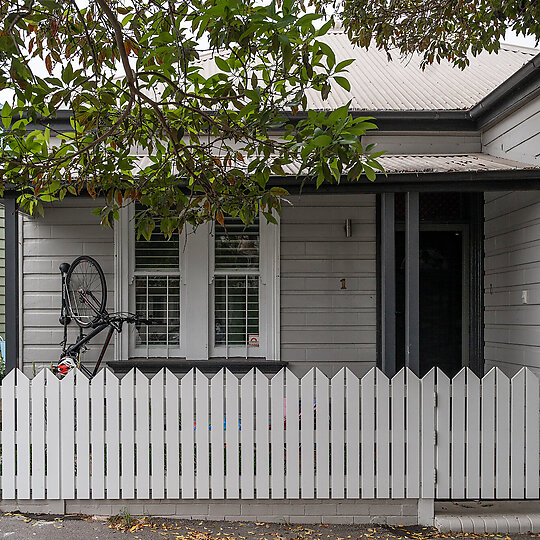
[4,193,19,373]
[28,109,476,133]
[285,110,474,131]
[5,167,540,197]
[380,193,396,377]
[469,193,485,376]
[405,192,420,375]
[376,191,485,378]
[375,195,382,370]
[108,358,288,376]
[269,168,540,193]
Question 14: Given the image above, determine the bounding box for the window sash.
[131,206,183,358]
[211,217,262,357]
[134,273,181,356]
[214,273,260,354]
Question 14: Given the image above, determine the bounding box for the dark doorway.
[376,192,484,379]
[396,230,465,377]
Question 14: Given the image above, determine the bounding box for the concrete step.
[435,501,540,533]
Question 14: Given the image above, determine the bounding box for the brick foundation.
[0,499,420,525]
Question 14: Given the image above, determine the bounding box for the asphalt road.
[0,512,538,540]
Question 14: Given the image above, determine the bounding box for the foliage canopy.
[0,0,382,236]
[336,0,540,68]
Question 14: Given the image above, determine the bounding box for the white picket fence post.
[0,366,539,501]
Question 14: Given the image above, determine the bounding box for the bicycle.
[53,255,150,379]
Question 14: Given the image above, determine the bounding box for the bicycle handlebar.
[113,314,153,326]
[88,313,153,328]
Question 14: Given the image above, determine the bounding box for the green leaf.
[1,102,11,129]
[215,56,230,72]
[263,211,278,225]
[363,164,376,182]
[316,170,324,188]
[328,103,349,125]
[318,41,336,69]
[316,19,334,37]
[334,76,351,91]
[312,134,332,147]
[335,59,355,72]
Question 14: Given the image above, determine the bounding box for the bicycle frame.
[58,258,148,379]
[59,263,121,378]
[64,322,116,378]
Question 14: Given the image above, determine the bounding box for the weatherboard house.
[1,32,540,529]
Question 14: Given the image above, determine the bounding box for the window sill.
[107,358,288,376]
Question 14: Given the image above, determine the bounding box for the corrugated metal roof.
[275,153,537,175]
[372,153,535,174]
[135,153,537,177]
[200,32,538,111]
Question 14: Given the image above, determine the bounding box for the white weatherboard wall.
[21,199,113,375]
[21,195,376,377]
[485,191,540,377]
[482,93,540,167]
[483,91,540,376]
[280,194,376,377]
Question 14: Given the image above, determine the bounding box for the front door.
[396,229,468,378]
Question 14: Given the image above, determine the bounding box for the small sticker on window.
[248,334,259,347]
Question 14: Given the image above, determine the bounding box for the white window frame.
[115,204,187,360]
[209,215,280,360]
[115,206,280,362]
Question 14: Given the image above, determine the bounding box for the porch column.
[4,192,19,373]
[380,193,396,377]
[405,192,420,375]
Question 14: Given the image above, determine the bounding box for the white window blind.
[214,217,260,351]
[134,211,181,353]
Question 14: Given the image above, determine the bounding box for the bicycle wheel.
[65,256,107,327]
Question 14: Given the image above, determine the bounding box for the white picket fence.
[0,366,539,501]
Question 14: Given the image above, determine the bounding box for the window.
[213,217,260,353]
[132,211,182,356]
[115,207,279,362]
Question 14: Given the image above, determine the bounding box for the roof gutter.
[34,107,475,133]
[469,51,540,130]
[285,109,474,131]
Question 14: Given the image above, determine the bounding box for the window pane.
[135,233,179,271]
[215,275,259,345]
[215,217,259,270]
[135,276,180,346]
[135,204,179,270]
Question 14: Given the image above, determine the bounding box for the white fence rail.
[0,367,539,501]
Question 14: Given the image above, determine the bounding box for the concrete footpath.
[1,513,540,540]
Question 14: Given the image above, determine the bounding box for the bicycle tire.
[65,255,107,328]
